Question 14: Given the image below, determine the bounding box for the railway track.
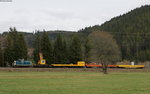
[0,68,150,72]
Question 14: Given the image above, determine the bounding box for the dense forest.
[0,5,150,66]
[79,5,150,62]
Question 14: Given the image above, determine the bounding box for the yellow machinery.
[51,61,85,67]
[38,53,46,65]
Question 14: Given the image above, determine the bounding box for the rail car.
[117,65,144,69]
[51,61,86,68]
[85,64,118,68]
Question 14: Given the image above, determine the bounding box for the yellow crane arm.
[39,53,43,60]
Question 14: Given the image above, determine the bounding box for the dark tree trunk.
[102,63,108,74]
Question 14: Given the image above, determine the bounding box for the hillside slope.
[79,5,150,61]
[100,5,150,33]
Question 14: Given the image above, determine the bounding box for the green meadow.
[0,72,150,94]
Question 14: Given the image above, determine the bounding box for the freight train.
[13,60,144,69]
[12,53,144,69]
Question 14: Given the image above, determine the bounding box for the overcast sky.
[0,0,149,32]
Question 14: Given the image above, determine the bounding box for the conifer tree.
[69,35,82,64]
[41,31,53,64]
[17,33,28,59]
[4,27,28,66]
[53,35,68,64]
[4,35,13,66]
[62,39,68,64]
[84,38,91,63]
[4,27,19,66]
[0,38,4,67]
[9,27,19,61]
[33,32,41,64]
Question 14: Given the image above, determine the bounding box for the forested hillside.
[79,5,150,61]
[100,5,150,32]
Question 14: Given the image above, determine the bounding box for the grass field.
[0,72,150,94]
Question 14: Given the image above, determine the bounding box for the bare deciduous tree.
[88,31,121,74]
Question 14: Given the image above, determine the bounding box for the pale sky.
[0,0,149,32]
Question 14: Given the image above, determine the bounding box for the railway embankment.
[0,68,150,72]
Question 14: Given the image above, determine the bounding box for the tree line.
[0,28,90,66]
[33,31,85,65]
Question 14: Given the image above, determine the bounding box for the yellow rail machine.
[38,53,46,65]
